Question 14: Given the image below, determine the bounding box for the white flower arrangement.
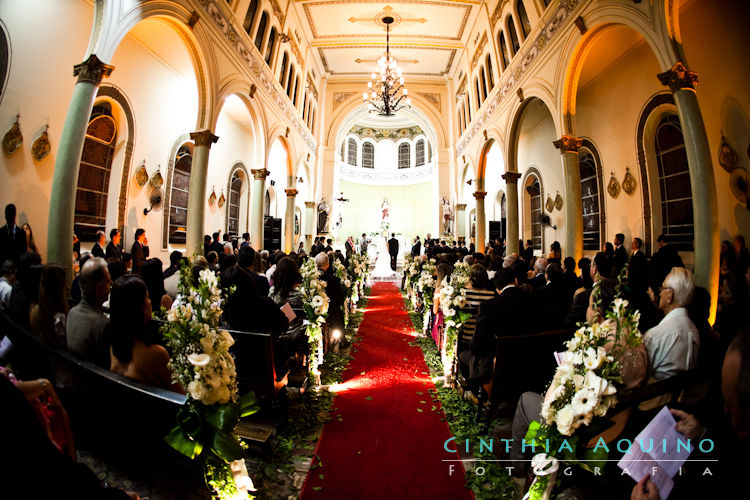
[299,258,330,380]
[439,263,472,376]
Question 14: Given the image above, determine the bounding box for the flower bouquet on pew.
[417,258,437,331]
[348,254,368,306]
[299,258,329,383]
[439,262,471,377]
[162,264,258,500]
[524,288,645,500]
[332,257,351,326]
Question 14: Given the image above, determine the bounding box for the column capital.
[190,130,219,148]
[73,54,114,85]
[473,191,487,200]
[285,188,299,197]
[251,168,271,180]
[455,203,467,211]
[553,135,583,153]
[501,171,522,183]
[657,62,698,92]
[305,201,316,209]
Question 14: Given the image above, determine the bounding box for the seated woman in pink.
[108,275,184,394]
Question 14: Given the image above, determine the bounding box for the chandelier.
[362,16,411,116]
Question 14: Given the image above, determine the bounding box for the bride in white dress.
[371,235,399,279]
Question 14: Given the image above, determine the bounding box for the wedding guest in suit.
[345,236,355,260]
[324,238,333,253]
[563,252,613,329]
[527,258,548,289]
[388,233,399,271]
[411,236,421,257]
[649,233,684,292]
[203,234,212,256]
[316,252,345,336]
[108,274,183,393]
[66,257,112,368]
[130,228,149,274]
[561,257,581,299]
[613,232,627,274]
[629,237,648,294]
[360,233,368,255]
[91,230,106,258]
[105,229,122,260]
[0,204,27,264]
[534,262,571,330]
[209,232,224,256]
[522,240,534,268]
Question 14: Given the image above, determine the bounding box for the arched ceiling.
[293,1,482,78]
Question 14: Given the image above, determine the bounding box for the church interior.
[1,0,749,499]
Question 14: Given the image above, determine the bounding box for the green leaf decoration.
[417,408,423,413]
[312,486,322,491]
[365,396,373,401]
[318,474,325,480]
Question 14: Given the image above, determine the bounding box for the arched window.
[457,109,463,134]
[243,0,258,34]
[263,190,271,217]
[507,17,520,56]
[227,171,243,236]
[254,12,268,51]
[655,115,694,250]
[286,66,295,97]
[362,142,374,168]
[475,78,482,108]
[579,151,601,250]
[265,27,276,64]
[517,0,531,39]
[398,142,411,169]
[525,175,542,250]
[292,76,300,106]
[347,138,357,165]
[486,55,495,89]
[168,144,194,244]
[279,52,288,85]
[415,139,425,166]
[480,68,488,100]
[340,141,344,160]
[498,32,509,70]
[428,142,432,163]
[466,98,472,123]
[302,93,308,121]
[311,107,316,134]
[74,103,117,241]
[0,23,9,103]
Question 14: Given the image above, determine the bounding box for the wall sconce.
[296,177,304,183]
[135,160,149,186]
[208,186,217,206]
[279,33,291,43]
[217,190,225,209]
[466,179,474,186]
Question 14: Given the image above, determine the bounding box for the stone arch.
[0,18,10,107]
[505,94,559,175]
[266,133,295,180]
[95,84,136,235]
[214,79,267,167]
[579,137,606,251]
[161,132,193,250]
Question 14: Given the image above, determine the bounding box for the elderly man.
[66,257,112,368]
[91,230,106,258]
[644,266,700,381]
[527,257,548,289]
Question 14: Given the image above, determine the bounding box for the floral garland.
[162,265,257,500]
[416,258,437,332]
[402,254,422,310]
[299,258,329,382]
[438,263,471,376]
[348,254,370,306]
[332,257,352,326]
[524,287,644,499]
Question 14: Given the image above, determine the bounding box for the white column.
[249,168,270,249]
[284,188,298,253]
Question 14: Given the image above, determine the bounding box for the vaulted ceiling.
[293,0,482,78]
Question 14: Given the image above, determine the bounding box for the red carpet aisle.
[301,282,472,500]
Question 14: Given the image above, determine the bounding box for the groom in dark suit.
[388,233,399,271]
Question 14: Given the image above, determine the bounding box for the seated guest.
[66,257,112,368]
[561,256,581,299]
[563,252,613,329]
[29,264,69,348]
[527,257,548,289]
[234,246,268,296]
[70,252,91,302]
[643,266,700,382]
[0,259,16,308]
[578,257,592,290]
[458,267,527,390]
[91,230,106,258]
[105,228,122,260]
[162,250,182,280]
[106,257,126,282]
[459,264,496,352]
[270,257,308,362]
[522,240,534,268]
[121,252,132,274]
[203,234,212,256]
[164,257,188,299]
[140,258,172,313]
[8,251,42,326]
[109,275,183,393]
[206,251,219,273]
[316,252,345,337]
[534,262,571,330]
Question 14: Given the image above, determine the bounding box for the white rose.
[188,353,211,367]
[555,405,575,436]
[187,381,207,401]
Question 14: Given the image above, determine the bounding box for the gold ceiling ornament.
[208,186,217,206]
[622,167,637,195]
[545,195,555,213]
[348,6,426,29]
[607,171,621,199]
[31,124,51,163]
[363,15,411,116]
[554,191,564,210]
[135,160,149,186]
[217,190,226,209]
[150,167,164,189]
[718,133,739,173]
[2,114,23,156]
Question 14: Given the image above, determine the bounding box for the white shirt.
[643,307,699,381]
[0,277,12,308]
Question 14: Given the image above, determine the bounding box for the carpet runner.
[300,282,472,499]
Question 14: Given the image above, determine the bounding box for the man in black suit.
[613,232,628,275]
[105,228,122,260]
[237,246,269,296]
[360,233,368,255]
[533,263,571,330]
[527,257,548,289]
[324,238,333,253]
[648,233,683,292]
[130,228,149,274]
[628,237,648,294]
[209,232,224,256]
[458,267,528,388]
[411,236,421,257]
[563,252,613,329]
[388,233,399,271]
[91,230,106,258]
[0,204,27,264]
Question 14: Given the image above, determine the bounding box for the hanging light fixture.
[362,16,411,116]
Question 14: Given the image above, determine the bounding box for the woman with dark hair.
[140,258,172,312]
[108,275,183,393]
[22,223,39,254]
[548,241,562,263]
[578,257,593,290]
[720,239,736,280]
[460,264,496,353]
[270,257,308,362]
[562,256,581,298]
[29,264,69,348]
[603,241,615,258]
